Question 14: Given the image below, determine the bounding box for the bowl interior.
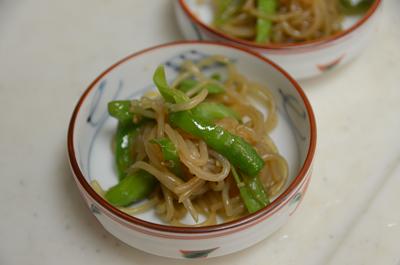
[71,43,312,225]
[182,0,365,38]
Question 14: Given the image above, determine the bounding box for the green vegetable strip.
[153,65,189,104]
[177,79,225,94]
[177,79,196,93]
[108,103,157,206]
[231,167,265,213]
[210,73,222,81]
[214,0,245,26]
[114,122,139,180]
[150,138,182,177]
[108,100,134,125]
[169,111,264,177]
[339,0,374,15]
[255,0,277,43]
[244,173,269,206]
[153,64,264,177]
[105,170,157,207]
[192,102,240,122]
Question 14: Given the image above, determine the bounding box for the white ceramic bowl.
[174,0,382,79]
[67,41,316,259]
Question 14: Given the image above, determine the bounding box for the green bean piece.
[108,100,134,125]
[150,138,182,177]
[214,0,245,26]
[210,73,222,81]
[231,167,265,213]
[153,65,263,176]
[177,79,225,94]
[153,65,189,104]
[105,170,157,207]
[114,122,140,180]
[255,0,277,43]
[192,102,240,122]
[244,173,269,206]
[169,111,264,177]
[339,0,374,15]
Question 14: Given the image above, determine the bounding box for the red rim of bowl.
[178,0,382,50]
[67,41,317,234]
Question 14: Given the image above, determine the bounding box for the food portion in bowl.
[91,55,288,227]
[211,0,374,44]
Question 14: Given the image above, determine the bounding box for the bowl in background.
[67,41,316,259]
[174,0,382,79]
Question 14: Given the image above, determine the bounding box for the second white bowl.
[174,0,382,79]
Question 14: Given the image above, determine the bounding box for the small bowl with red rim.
[174,0,382,79]
[67,41,316,259]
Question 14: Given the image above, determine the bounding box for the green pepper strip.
[153,65,264,177]
[245,172,269,206]
[339,0,374,15]
[114,122,139,180]
[108,100,134,125]
[153,65,189,104]
[210,73,222,81]
[150,138,182,177]
[177,79,224,94]
[231,167,268,213]
[214,0,245,26]
[108,103,157,205]
[192,102,240,122]
[169,111,264,177]
[256,0,277,43]
[105,170,157,207]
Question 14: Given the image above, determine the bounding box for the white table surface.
[1,1,399,264]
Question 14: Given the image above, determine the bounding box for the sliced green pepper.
[105,170,157,207]
[192,102,240,122]
[214,0,245,26]
[114,122,139,180]
[231,167,268,213]
[150,137,182,177]
[256,0,277,43]
[244,173,269,206]
[177,79,224,94]
[169,111,264,177]
[108,100,134,125]
[153,64,264,177]
[153,65,188,104]
[210,73,222,81]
